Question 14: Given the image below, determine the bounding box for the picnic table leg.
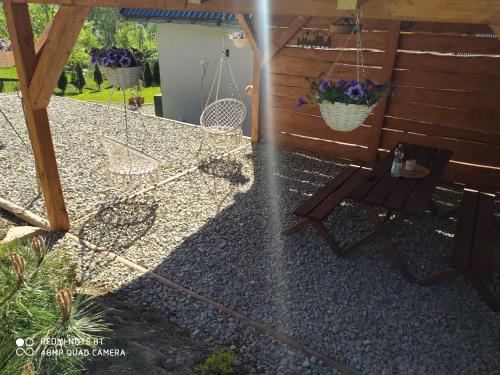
[283,218,310,235]
[363,204,415,281]
[467,275,500,312]
[310,218,341,254]
[416,269,461,285]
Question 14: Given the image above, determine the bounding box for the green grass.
[0,67,160,104]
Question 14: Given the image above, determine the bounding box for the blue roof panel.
[120,8,238,23]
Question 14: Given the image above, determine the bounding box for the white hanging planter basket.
[229,36,248,49]
[101,66,142,90]
[319,102,375,132]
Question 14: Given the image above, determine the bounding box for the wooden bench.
[417,189,499,312]
[283,163,369,254]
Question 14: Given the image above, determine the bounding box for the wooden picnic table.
[285,143,453,281]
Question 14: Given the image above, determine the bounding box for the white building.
[120,9,254,135]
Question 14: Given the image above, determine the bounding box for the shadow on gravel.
[67,143,500,374]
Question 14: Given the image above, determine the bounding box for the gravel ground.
[0,94,233,220]
[2,95,500,374]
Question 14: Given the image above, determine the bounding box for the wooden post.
[366,21,401,162]
[236,14,262,143]
[3,1,89,231]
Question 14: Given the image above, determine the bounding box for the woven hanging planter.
[319,102,375,132]
[229,36,248,48]
[0,51,15,68]
[101,66,142,90]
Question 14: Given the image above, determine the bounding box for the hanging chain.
[326,6,366,83]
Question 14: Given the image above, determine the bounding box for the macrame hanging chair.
[320,7,376,132]
[100,87,160,189]
[200,19,247,148]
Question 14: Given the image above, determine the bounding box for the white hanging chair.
[200,32,247,142]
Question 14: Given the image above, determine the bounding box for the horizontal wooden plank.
[399,33,500,54]
[262,129,369,161]
[391,86,500,114]
[270,55,384,81]
[270,17,391,32]
[443,162,500,191]
[386,99,500,135]
[392,69,500,93]
[396,52,500,77]
[380,128,500,167]
[383,117,500,146]
[269,95,377,126]
[264,107,371,145]
[401,22,494,35]
[278,47,385,67]
[273,29,388,50]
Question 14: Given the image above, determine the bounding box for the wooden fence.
[262,17,500,190]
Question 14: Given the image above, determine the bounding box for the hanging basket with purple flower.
[295,8,388,132]
[90,47,145,90]
[0,38,15,68]
[228,31,248,48]
[297,78,388,132]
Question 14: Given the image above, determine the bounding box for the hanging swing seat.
[200,98,247,134]
[100,135,160,184]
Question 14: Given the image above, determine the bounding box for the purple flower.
[296,96,307,109]
[106,52,118,64]
[319,80,333,93]
[90,55,98,65]
[347,79,359,87]
[119,56,132,67]
[90,47,99,57]
[101,57,109,67]
[338,79,347,88]
[346,84,365,100]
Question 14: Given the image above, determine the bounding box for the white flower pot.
[230,37,248,49]
[319,102,376,132]
[101,66,142,90]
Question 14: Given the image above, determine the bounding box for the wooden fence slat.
[264,107,371,145]
[262,129,368,161]
[392,69,500,93]
[401,22,494,35]
[399,32,500,54]
[383,117,500,146]
[392,86,500,114]
[279,47,385,67]
[270,56,384,81]
[396,53,500,78]
[386,99,500,135]
[381,129,500,167]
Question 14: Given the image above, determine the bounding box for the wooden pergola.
[2,0,500,231]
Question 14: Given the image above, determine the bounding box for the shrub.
[71,63,86,94]
[153,60,161,86]
[195,348,236,375]
[57,70,68,95]
[0,237,110,375]
[93,64,103,91]
[143,62,153,88]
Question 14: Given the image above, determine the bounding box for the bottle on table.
[391,144,405,177]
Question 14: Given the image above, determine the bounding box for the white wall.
[156,23,253,136]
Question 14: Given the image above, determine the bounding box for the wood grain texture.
[10,0,500,24]
[399,33,500,54]
[366,21,400,162]
[4,0,70,231]
[29,5,91,109]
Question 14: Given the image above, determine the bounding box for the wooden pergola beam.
[30,5,91,109]
[261,16,310,68]
[4,0,71,231]
[7,0,500,24]
[236,13,262,143]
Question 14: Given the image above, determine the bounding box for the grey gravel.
[2,94,500,374]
